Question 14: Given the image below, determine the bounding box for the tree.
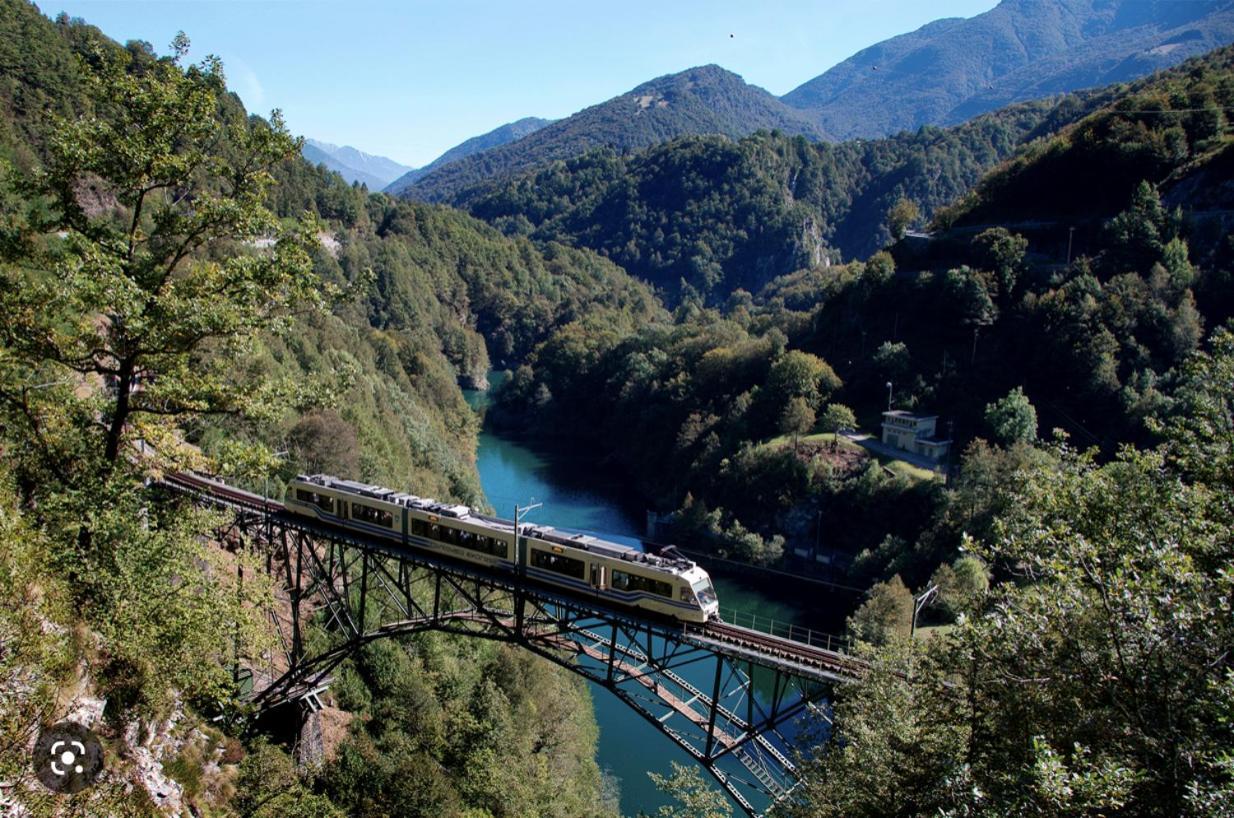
[847,575,913,646]
[872,340,910,380]
[799,419,1234,816]
[0,39,326,711]
[288,409,361,476]
[0,37,327,489]
[234,739,346,818]
[984,386,1038,445]
[819,403,857,451]
[780,397,815,453]
[765,349,841,411]
[1104,180,1178,272]
[886,196,920,241]
[784,641,973,818]
[647,762,732,818]
[973,227,1027,306]
[927,554,989,619]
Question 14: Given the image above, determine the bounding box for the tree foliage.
[795,332,1234,816]
[846,575,914,646]
[984,386,1038,445]
[0,36,325,485]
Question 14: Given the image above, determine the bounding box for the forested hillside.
[492,42,1234,582]
[781,0,1234,139]
[467,89,1109,300]
[385,116,553,194]
[484,40,1234,808]
[399,64,829,203]
[0,2,650,814]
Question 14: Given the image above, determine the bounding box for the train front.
[682,565,720,620]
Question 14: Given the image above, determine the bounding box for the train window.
[476,535,508,558]
[411,518,428,537]
[531,549,585,579]
[297,489,334,514]
[351,502,394,528]
[611,569,672,598]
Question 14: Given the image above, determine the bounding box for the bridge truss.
[179,478,856,817]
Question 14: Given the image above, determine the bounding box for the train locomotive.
[284,473,720,623]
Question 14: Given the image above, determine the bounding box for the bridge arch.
[166,473,859,817]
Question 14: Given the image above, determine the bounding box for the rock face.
[781,0,1234,138]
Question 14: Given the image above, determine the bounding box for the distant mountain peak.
[781,0,1234,138]
[301,140,412,189]
[394,64,828,203]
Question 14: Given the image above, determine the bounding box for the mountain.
[302,138,412,188]
[466,88,1113,300]
[385,117,552,195]
[398,65,830,204]
[781,0,1234,139]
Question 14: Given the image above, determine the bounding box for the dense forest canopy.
[0,3,641,815]
[396,64,829,204]
[2,0,1233,816]
[462,89,1117,302]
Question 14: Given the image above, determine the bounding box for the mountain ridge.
[385,116,552,194]
[781,0,1234,138]
[302,137,412,188]
[397,64,830,203]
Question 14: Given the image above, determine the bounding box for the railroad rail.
[162,470,860,816]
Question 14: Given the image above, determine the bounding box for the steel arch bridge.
[164,471,863,817]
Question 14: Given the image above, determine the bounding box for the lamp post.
[911,584,939,639]
[886,381,894,412]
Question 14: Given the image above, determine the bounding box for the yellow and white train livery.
[284,474,720,623]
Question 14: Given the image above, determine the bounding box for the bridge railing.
[717,607,850,654]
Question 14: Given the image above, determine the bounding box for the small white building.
[881,411,951,462]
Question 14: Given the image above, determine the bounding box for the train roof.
[294,473,699,575]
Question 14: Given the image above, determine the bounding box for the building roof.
[917,437,952,446]
[882,410,938,421]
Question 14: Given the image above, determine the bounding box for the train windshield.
[692,578,717,607]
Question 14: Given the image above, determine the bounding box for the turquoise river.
[465,383,854,816]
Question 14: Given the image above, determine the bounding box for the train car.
[285,474,719,622]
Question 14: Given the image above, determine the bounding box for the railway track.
[164,470,865,681]
[694,620,866,680]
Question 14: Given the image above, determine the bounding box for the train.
[283,473,720,623]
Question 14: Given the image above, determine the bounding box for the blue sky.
[48,1,998,168]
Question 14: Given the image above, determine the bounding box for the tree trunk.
[104,357,135,467]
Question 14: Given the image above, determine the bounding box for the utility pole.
[513,500,541,634]
[1066,226,1075,266]
[513,501,542,568]
[911,584,940,639]
[263,449,289,511]
[945,420,955,486]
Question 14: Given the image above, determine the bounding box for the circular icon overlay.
[33,721,103,794]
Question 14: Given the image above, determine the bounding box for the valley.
[2,1,1233,816]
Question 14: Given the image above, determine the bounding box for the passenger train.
[284,474,720,623]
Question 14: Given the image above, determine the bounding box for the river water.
[464,384,852,816]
